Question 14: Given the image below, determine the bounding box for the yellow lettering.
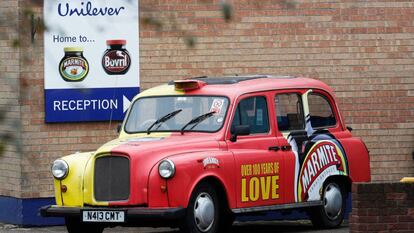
[241,165,252,177]
[241,174,281,202]
[272,175,280,199]
[253,164,260,175]
[241,178,249,202]
[260,164,265,174]
[274,162,279,174]
[261,162,275,175]
[249,177,260,201]
[260,176,271,200]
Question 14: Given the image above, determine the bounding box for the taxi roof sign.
[174,80,206,91]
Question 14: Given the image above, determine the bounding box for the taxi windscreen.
[125,96,229,133]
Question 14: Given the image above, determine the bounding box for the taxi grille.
[94,156,130,202]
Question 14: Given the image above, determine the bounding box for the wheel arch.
[323,174,352,194]
[187,175,232,210]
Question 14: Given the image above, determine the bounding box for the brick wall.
[0,0,22,197]
[0,0,413,198]
[350,182,414,232]
[141,0,414,181]
[138,0,414,182]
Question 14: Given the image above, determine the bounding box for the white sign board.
[44,0,139,122]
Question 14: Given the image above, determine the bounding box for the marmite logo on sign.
[59,47,89,82]
[297,140,347,201]
[241,162,280,202]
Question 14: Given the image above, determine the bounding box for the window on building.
[308,93,336,128]
[231,96,269,134]
[275,93,305,131]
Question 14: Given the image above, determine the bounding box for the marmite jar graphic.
[102,40,131,75]
[59,47,89,82]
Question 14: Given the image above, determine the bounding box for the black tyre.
[309,181,346,228]
[181,183,220,233]
[219,207,235,232]
[65,217,105,233]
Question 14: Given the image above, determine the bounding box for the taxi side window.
[308,93,336,128]
[275,94,305,131]
[231,96,269,134]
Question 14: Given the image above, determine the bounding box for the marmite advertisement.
[285,90,349,203]
[44,0,139,122]
[237,90,349,206]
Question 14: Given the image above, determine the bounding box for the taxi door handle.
[268,146,280,151]
[281,145,291,151]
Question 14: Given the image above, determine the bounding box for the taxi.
[41,75,371,233]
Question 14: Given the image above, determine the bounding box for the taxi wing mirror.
[230,125,250,142]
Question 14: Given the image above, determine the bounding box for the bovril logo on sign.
[297,140,347,202]
[102,40,131,75]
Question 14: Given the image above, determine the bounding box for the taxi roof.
[137,75,334,100]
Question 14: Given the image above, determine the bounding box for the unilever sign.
[44,0,139,122]
[57,2,126,16]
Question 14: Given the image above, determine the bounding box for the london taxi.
[41,75,371,233]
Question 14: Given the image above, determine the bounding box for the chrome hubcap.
[324,183,342,220]
[193,192,215,232]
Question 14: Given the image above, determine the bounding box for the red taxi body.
[41,75,371,233]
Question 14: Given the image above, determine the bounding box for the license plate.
[82,210,125,223]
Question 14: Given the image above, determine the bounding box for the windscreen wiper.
[146,109,182,134]
[180,111,215,135]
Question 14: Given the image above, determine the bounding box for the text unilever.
[58,1,125,17]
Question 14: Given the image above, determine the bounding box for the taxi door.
[273,89,345,204]
[226,92,285,208]
[273,90,308,204]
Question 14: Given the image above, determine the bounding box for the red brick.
[378,216,398,223]
[399,215,414,222]
[349,223,367,231]
[365,223,388,231]
[389,222,410,230]
[387,193,407,200]
[359,216,379,224]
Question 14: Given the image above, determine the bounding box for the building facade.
[0,0,413,225]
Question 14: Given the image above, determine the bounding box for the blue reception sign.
[45,87,139,122]
[44,0,139,123]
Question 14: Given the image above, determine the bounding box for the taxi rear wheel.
[309,181,346,228]
[182,183,220,233]
[65,217,104,233]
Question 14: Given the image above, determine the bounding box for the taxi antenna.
[108,77,119,130]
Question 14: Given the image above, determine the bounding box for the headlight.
[158,159,175,179]
[51,159,69,180]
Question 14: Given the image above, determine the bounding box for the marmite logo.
[298,140,346,201]
[59,57,89,82]
[102,50,130,75]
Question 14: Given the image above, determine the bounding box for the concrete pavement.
[0,220,349,233]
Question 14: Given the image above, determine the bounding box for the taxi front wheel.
[309,181,346,228]
[65,217,104,233]
[181,183,220,233]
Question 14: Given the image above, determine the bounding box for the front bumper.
[40,205,185,222]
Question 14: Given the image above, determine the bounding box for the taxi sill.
[40,205,186,220]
